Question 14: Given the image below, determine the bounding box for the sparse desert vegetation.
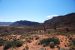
[0,13,75,50]
[38,37,60,48]
[0,29,75,50]
[4,39,23,50]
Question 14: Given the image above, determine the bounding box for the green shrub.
[48,31,51,34]
[39,37,60,48]
[0,38,5,46]
[71,39,75,46]
[4,41,12,50]
[4,40,23,50]
[70,39,75,46]
[69,38,75,50]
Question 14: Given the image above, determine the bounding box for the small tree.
[65,27,69,32]
[53,23,57,31]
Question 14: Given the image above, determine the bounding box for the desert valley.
[0,13,75,50]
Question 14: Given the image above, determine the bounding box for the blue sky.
[0,0,75,23]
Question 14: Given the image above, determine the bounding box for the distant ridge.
[10,20,41,26]
[0,13,75,28]
[44,13,75,28]
[0,22,12,26]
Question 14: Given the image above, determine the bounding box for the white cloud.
[47,15,59,19]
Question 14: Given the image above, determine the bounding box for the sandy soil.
[0,34,74,50]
